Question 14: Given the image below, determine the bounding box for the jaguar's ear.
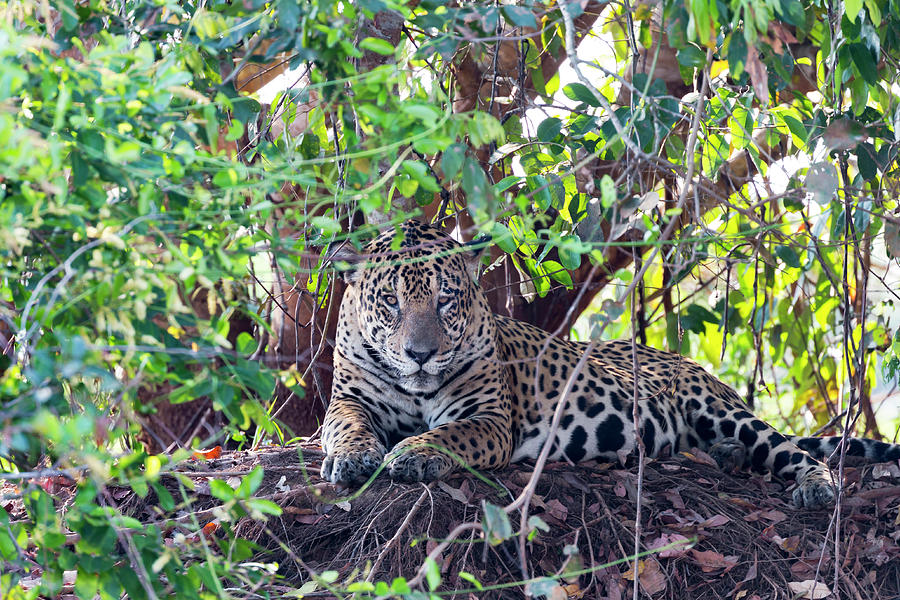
[325,240,365,284]
[463,235,490,282]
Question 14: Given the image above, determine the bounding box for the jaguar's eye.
[437,293,455,308]
[384,294,398,307]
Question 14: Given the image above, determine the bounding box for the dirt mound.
[122,444,900,599]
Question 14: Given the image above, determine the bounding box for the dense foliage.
[2,0,899,597]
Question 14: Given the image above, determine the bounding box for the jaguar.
[320,220,900,508]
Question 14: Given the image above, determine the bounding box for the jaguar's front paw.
[791,473,836,509]
[709,438,746,473]
[321,446,385,486]
[387,448,454,482]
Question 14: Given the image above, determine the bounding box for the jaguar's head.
[332,220,491,393]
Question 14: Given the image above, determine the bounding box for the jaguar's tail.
[790,435,900,462]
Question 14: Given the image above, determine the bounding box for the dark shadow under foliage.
[100,444,900,599]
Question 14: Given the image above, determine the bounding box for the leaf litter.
[7,443,899,599]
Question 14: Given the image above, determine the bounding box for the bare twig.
[366,484,432,582]
[629,249,646,600]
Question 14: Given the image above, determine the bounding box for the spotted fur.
[320,221,900,508]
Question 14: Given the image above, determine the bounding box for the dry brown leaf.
[283,506,315,515]
[548,585,568,600]
[291,513,321,524]
[740,556,758,583]
[681,449,717,468]
[545,498,569,523]
[437,481,470,504]
[727,497,757,510]
[769,22,798,43]
[561,582,584,599]
[746,44,769,101]
[622,559,644,581]
[780,535,801,553]
[700,514,731,528]
[689,549,738,573]
[200,522,219,539]
[787,580,832,599]
[886,219,900,259]
[638,558,666,595]
[662,489,685,509]
[561,472,591,493]
[191,445,222,460]
[745,509,787,523]
[590,461,615,472]
[648,533,692,558]
[763,35,783,55]
[790,559,820,579]
[872,463,900,479]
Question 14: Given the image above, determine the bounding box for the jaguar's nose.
[405,346,437,366]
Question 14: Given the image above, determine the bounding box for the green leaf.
[562,82,601,106]
[806,162,838,204]
[849,43,878,85]
[727,33,747,79]
[528,515,550,532]
[209,479,235,501]
[494,175,521,193]
[775,245,801,269]
[296,581,318,594]
[482,501,513,544]
[865,0,882,25]
[677,45,707,68]
[537,117,562,142]
[600,175,616,206]
[729,105,753,149]
[469,112,506,146]
[856,142,877,182]
[527,174,552,211]
[299,133,320,159]
[543,260,573,287]
[319,571,340,584]
[442,144,467,179]
[781,114,808,143]
[778,0,806,27]
[213,168,239,188]
[246,498,283,516]
[558,244,582,270]
[681,304,719,333]
[391,577,411,593]
[130,479,148,498]
[458,571,483,590]
[312,216,343,235]
[402,160,441,192]
[75,568,99,600]
[501,5,537,27]
[151,483,175,512]
[844,0,863,21]
[359,37,395,55]
[346,581,375,592]
[492,223,518,254]
[424,557,441,591]
[403,103,441,124]
[461,158,491,214]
